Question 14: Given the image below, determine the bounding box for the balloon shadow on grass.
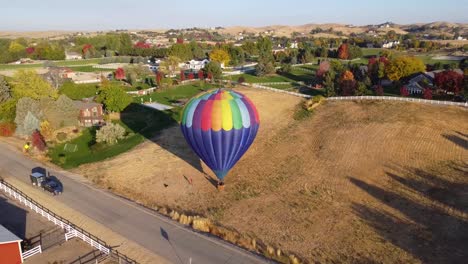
[120,103,203,174]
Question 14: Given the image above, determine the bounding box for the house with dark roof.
[73,99,104,127]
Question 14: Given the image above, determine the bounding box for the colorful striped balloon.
[180,89,260,181]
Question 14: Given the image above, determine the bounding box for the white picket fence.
[22,245,42,260]
[0,181,110,255]
[328,96,468,107]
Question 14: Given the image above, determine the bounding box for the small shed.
[0,225,23,264]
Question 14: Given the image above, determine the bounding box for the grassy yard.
[362,48,383,57]
[226,73,295,83]
[136,82,217,106]
[59,82,100,99]
[0,58,101,70]
[48,103,177,169]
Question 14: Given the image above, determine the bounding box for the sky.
[1,0,467,31]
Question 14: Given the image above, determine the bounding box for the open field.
[0,58,101,70]
[75,87,468,263]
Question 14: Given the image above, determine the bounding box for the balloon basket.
[217,182,225,191]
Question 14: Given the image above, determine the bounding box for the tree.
[96,123,126,144]
[434,70,464,94]
[386,56,425,81]
[324,70,336,97]
[0,75,11,103]
[31,130,46,151]
[198,70,204,80]
[44,67,64,90]
[317,61,330,77]
[203,62,222,80]
[423,88,433,100]
[189,41,205,59]
[340,70,356,95]
[40,120,54,141]
[180,70,185,81]
[337,43,349,60]
[159,56,181,77]
[15,97,43,136]
[0,100,16,122]
[241,41,258,57]
[97,85,132,112]
[348,45,363,59]
[17,111,40,137]
[188,72,194,80]
[115,68,125,80]
[400,86,409,97]
[54,95,79,128]
[209,49,230,66]
[11,70,57,99]
[375,85,384,96]
[0,122,15,137]
[279,63,292,74]
[255,58,275,76]
[355,81,369,96]
[256,37,273,60]
[169,43,192,61]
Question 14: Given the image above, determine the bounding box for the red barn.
[0,225,23,264]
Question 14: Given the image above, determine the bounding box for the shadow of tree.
[442,132,467,150]
[349,164,468,264]
[120,103,203,173]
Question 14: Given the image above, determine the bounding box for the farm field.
[75,87,468,263]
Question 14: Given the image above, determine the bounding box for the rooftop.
[73,100,102,110]
[0,225,22,244]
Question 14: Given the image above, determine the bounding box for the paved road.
[0,141,270,264]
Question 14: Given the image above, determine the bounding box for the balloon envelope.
[180,89,259,181]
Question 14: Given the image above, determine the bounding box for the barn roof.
[0,225,22,244]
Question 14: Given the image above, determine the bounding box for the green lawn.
[362,48,383,57]
[48,103,177,169]
[226,73,295,83]
[136,83,217,106]
[59,82,100,99]
[0,58,101,71]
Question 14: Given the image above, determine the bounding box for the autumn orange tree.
[337,43,349,60]
[340,70,356,95]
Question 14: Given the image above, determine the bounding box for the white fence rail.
[22,245,42,260]
[0,181,110,255]
[328,96,468,107]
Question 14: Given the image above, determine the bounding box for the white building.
[181,59,210,70]
[382,41,399,49]
[65,51,82,60]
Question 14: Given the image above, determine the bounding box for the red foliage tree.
[156,72,162,86]
[180,70,185,81]
[207,72,213,80]
[400,86,409,97]
[317,61,331,77]
[115,68,125,80]
[337,43,349,60]
[375,85,384,96]
[31,130,46,151]
[82,44,93,55]
[176,38,184,44]
[25,47,35,55]
[0,123,15,137]
[134,41,151,49]
[434,70,464,94]
[198,70,204,80]
[423,88,433,100]
[188,72,194,80]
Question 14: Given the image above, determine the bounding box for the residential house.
[181,59,210,71]
[404,72,434,94]
[382,41,400,49]
[65,51,82,60]
[0,225,24,264]
[73,99,104,127]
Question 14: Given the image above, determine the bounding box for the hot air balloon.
[180,89,259,189]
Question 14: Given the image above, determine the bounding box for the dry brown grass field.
[77,87,468,263]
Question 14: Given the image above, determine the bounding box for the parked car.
[41,179,62,195]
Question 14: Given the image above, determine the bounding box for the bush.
[31,130,46,151]
[96,123,126,144]
[56,132,67,141]
[237,76,246,84]
[0,122,15,137]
